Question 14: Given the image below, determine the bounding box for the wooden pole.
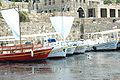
[18,6,22,52]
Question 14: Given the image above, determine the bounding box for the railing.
[0,44,42,54]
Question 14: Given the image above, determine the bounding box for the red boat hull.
[0,48,52,62]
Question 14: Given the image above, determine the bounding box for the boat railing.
[0,44,42,54]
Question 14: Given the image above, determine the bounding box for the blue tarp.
[48,38,56,43]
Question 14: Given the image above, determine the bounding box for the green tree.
[0,1,2,18]
[116,0,120,3]
[0,2,2,7]
[19,11,30,22]
[104,0,112,4]
[0,1,2,7]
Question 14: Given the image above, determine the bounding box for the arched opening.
[77,7,85,18]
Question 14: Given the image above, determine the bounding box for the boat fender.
[30,50,34,57]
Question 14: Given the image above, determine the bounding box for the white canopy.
[0,8,20,40]
[50,16,74,40]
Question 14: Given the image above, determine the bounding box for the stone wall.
[0,10,120,41]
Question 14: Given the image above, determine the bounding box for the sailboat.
[0,8,52,62]
[49,16,76,57]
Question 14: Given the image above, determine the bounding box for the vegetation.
[104,0,120,4]
[0,1,2,18]
[19,11,30,22]
[104,0,112,4]
[116,0,120,3]
[0,1,2,7]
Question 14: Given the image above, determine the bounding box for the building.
[33,0,120,18]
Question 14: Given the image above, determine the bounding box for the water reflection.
[0,51,120,80]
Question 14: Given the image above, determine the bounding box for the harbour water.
[0,51,120,80]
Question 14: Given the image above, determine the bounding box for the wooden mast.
[18,6,22,52]
[15,6,22,52]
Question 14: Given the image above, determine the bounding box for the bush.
[0,2,2,7]
[104,0,112,4]
[19,11,30,22]
[116,0,120,3]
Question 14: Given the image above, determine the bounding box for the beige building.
[33,0,120,18]
[1,0,120,18]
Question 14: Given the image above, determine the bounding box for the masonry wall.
[0,11,120,41]
[0,2,120,42]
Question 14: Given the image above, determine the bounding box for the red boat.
[0,8,52,62]
[0,44,52,62]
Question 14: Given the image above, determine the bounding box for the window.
[61,0,64,3]
[44,0,47,5]
[110,9,115,17]
[49,0,51,5]
[77,7,85,18]
[45,10,47,13]
[49,10,51,13]
[83,0,85,3]
[67,8,70,11]
[53,0,55,5]
[88,8,95,17]
[76,0,78,2]
[118,10,120,17]
[101,8,107,17]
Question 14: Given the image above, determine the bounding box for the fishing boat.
[0,8,52,62]
[48,46,66,58]
[44,38,66,58]
[61,41,76,56]
[84,33,100,52]
[74,40,86,54]
[50,16,75,56]
[117,41,120,50]
[91,29,120,51]
[0,44,52,62]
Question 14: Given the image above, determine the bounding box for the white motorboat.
[74,40,86,54]
[49,16,75,57]
[91,29,120,51]
[61,41,76,56]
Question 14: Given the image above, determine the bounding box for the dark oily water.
[0,51,120,80]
